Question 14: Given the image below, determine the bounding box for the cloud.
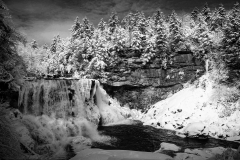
[3,0,237,45]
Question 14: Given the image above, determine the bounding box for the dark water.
[93,124,240,153]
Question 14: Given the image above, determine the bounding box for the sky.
[3,0,238,45]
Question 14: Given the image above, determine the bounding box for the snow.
[141,75,240,139]
[70,149,173,160]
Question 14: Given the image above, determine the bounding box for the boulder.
[155,142,181,152]
[183,122,209,138]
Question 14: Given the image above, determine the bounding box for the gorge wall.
[102,51,205,111]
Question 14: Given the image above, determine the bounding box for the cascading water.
[16,78,135,158]
[18,79,130,125]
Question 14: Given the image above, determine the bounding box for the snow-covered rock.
[70,149,173,160]
[155,142,181,152]
[174,147,226,160]
[183,122,209,137]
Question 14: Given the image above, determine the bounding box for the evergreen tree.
[71,16,81,33]
[152,9,165,28]
[82,17,94,38]
[122,12,134,46]
[221,2,240,68]
[71,17,82,40]
[108,12,119,33]
[0,1,26,83]
[211,4,226,30]
[229,2,240,19]
[191,7,200,22]
[201,3,211,24]
[168,11,183,53]
[43,44,48,50]
[50,36,58,53]
[98,18,106,31]
[30,39,38,49]
[155,22,168,68]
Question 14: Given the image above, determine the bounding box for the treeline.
[18,2,240,79]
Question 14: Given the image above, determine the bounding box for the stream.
[92,124,240,155]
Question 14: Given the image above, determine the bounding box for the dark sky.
[3,0,238,45]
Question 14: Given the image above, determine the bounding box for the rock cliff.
[102,51,205,111]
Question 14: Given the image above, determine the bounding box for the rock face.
[102,51,205,110]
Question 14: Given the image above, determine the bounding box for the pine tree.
[0,1,25,83]
[210,4,226,30]
[43,44,48,50]
[50,36,58,53]
[98,18,106,31]
[71,17,82,40]
[201,3,211,24]
[122,12,134,46]
[230,2,240,19]
[152,9,165,28]
[108,12,119,34]
[168,11,183,53]
[156,21,168,68]
[191,7,200,22]
[71,17,81,33]
[221,2,240,68]
[30,39,38,49]
[82,17,94,38]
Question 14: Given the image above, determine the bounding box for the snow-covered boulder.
[155,142,181,152]
[183,122,209,138]
[174,147,227,160]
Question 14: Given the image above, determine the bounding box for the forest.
[9,2,240,82]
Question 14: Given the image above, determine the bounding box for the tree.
[82,17,94,38]
[108,12,119,34]
[71,16,82,40]
[152,9,165,29]
[0,1,26,84]
[98,18,106,31]
[191,7,200,22]
[168,11,184,53]
[155,22,168,68]
[201,3,211,25]
[221,2,240,69]
[30,39,38,49]
[122,12,134,46]
[50,36,58,53]
[211,4,226,31]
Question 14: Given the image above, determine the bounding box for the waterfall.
[95,80,125,124]
[18,79,129,125]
